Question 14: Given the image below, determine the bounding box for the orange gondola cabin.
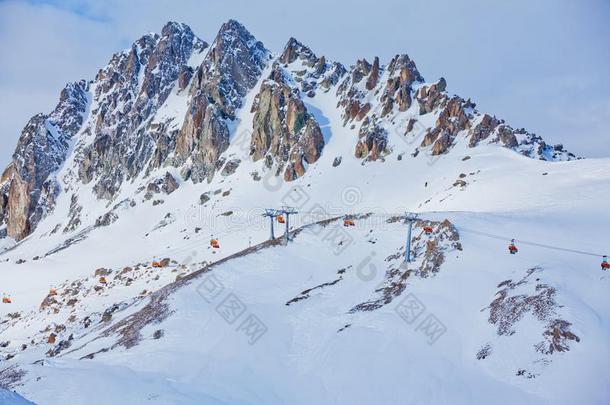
[602,256,609,270]
[343,219,355,227]
[423,226,433,235]
[277,215,285,224]
[210,239,220,249]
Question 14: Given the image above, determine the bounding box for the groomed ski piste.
[0,21,609,405]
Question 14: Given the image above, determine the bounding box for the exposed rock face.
[78,22,207,197]
[175,19,269,182]
[365,57,380,90]
[337,58,375,124]
[95,211,119,228]
[250,67,325,181]
[277,37,346,95]
[280,37,317,66]
[0,20,576,241]
[338,54,423,161]
[175,94,230,183]
[6,173,31,239]
[416,78,447,114]
[63,194,82,233]
[379,54,423,117]
[350,219,462,312]
[1,80,89,240]
[355,116,387,161]
[221,159,241,177]
[144,172,179,200]
[428,96,472,155]
[469,114,501,147]
[188,19,267,119]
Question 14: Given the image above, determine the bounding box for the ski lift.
[508,239,518,255]
[277,215,285,224]
[343,218,355,227]
[423,226,433,235]
[210,238,220,249]
[602,255,610,270]
[2,295,11,304]
[99,276,108,285]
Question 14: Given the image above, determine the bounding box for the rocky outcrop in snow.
[250,67,324,181]
[278,38,346,96]
[354,115,387,161]
[338,53,424,160]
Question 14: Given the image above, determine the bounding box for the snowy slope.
[0,20,609,405]
[0,389,35,405]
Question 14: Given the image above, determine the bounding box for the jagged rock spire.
[190,19,269,117]
[280,37,318,66]
[1,80,89,240]
[176,19,270,183]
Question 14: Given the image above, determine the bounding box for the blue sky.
[0,0,608,168]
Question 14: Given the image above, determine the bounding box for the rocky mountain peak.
[280,37,318,66]
[0,21,575,243]
[0,79,89,240]
[276,38,345,96]
[386,54,424,85]
[141,21,206,103]
[161,21,191,37]
[196,19,269,117]
[75,21,207,201]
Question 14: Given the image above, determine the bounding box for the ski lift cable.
[458,226,604,258]
[176,207,606,258]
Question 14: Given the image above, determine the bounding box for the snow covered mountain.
[0,20,608,405]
